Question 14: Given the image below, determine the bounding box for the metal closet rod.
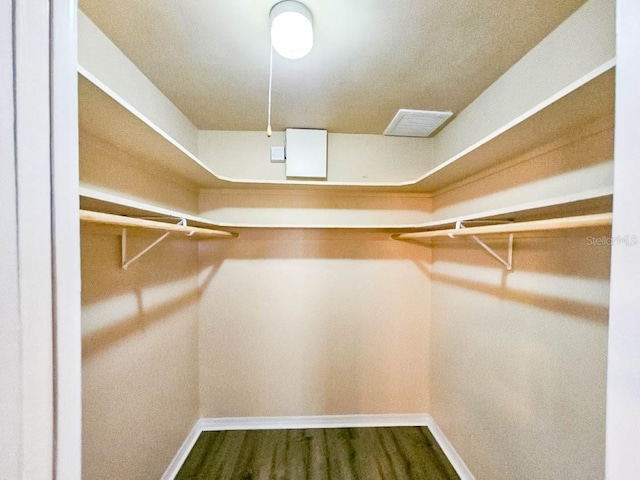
[79,210,237,239]
[393,212,612,241]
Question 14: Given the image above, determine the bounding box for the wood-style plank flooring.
[175,426,461,480]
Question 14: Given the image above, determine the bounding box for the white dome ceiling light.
[266,1,314,137]
[270,1,314,60]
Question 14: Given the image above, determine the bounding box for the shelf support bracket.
[121,218,187,270]
[450,221,514,271]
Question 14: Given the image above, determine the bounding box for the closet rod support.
[122,218,187,270]
[452,221,513,271]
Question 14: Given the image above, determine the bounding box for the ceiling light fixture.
[266,1,314,137]
[270,1,314,60]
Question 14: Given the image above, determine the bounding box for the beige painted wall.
[197,130,434,184]
[80,131,199,215]
[81,228,199,480]
[430,230,610,480]
[432,121,614,220]
[427,112,612,479]
[197,230,432,417]
[199,188,433,228]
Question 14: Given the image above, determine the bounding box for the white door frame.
[605,0,640,478]
[51,0,82,478]
[0,0,23,476]
[0,1,80,479]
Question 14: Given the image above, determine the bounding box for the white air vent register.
[384,109,453,137]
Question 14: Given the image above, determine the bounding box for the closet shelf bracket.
[121,218,188,270]
[393,213,613,271]
[451,221,514,271]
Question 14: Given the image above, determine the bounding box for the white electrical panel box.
[285,128,327,178]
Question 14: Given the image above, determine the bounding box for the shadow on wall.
[82,262,220,359]
[428,271,608,324]
[426,229,612,325]
[81,225,205,301]
[81,228,431,361]
[81,227,221,359]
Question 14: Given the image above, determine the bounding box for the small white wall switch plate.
[270,146,286,163]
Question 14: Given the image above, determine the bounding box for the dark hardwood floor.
[175,426,461,479]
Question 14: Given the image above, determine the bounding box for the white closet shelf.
[407,63,615,193]
[80,210,237,239]
[79,187,228,230]
[424,187,613,228]
[78,61,614,194]
[81,186,612,232]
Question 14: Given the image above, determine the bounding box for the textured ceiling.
[79,0,588,134]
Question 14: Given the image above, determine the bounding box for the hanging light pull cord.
[267,42,273,137]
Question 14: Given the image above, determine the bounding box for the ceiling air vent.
[383,109,453,137]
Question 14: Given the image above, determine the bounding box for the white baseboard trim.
[162,414,474,480]
[160,421,202,480]
[424,416,476,480]
[197,413,432,431]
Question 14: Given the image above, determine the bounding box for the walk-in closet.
[68,0,627,478]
